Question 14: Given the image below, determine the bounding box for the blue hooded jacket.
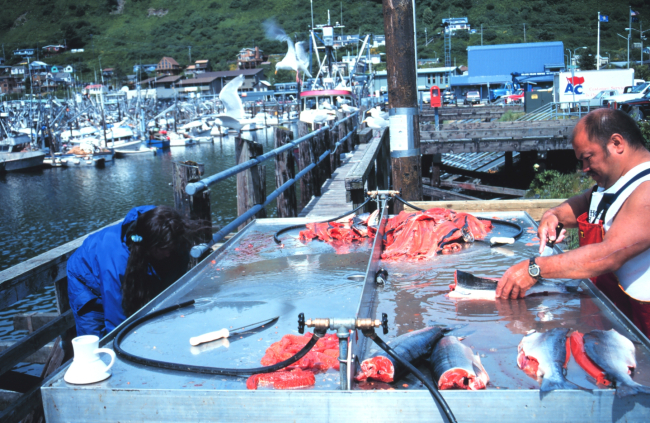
[67,205,165,337]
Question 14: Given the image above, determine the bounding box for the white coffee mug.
[64,335,116,384]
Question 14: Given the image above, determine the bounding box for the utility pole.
[382,0,422,210]
[629,6,632,68]
[481,24,483,46]
[523,23,526,43]
[188,46,192,64]
[1,44,4,61]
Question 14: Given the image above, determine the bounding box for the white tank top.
[588,161,650,301]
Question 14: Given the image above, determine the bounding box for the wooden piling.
[337,111,349,154]
[171,161,212,242]
[297,122,318,210]
[273,127,297,218]
[314,122,331,189]
[329,118,341,172]
[382,0,423,211]
[235,136,267,230]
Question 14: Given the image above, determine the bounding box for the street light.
[626,27,650,65]
[617,33,630,68]
[568,47,587,107]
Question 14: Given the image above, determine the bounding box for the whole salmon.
[517,328,582,392]
[430,336,489,390]
[449,270,568,301]
[355,326,445,383]
[583,329,650,398]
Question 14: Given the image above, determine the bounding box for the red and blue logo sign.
[564,76,585,95]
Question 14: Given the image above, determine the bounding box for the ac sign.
[564,76,585,95]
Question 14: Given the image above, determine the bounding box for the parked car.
[442,90,456,104]
[504,89,525,104]
[464,91,481,105]
[613,91,650,122]
[587,90,619,108]
[603,82,650,107]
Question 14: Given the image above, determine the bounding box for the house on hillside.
[372,35,385,48]
[13,48,35,57]
[237,47,267,69]
[156,57,182,76]
[154,75,183,99]
[186,60,212,76]
[133,64,158,74]
[63,65,75,73]
[200,68,265,92]
[374,66,462,95]
[442,17,470,34]
[177,75,221,95]
[84,84,108,96]
[0,74,22,95]
[43,45,66,54]
[11,66,25,79]
[102,68,115,78]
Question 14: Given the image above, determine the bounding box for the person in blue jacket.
[67,205,205,337]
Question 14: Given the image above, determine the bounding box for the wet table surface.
[48,214,650,393]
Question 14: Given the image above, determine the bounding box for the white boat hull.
[0,151,46,172]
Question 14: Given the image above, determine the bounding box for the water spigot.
[298,312,305,334]
[375,268,388,285]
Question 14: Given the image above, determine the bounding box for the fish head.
[354,356,395,383]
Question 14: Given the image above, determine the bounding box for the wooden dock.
[299,143,371,218]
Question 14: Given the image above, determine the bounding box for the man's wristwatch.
[528,258,541,279]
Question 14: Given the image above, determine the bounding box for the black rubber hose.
[114,300,324,376]
[366,331,457,423]
[394,195,523,239]
[273,196,374,244]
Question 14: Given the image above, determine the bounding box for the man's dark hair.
[579,109,647,151]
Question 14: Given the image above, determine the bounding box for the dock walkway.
[299,144,370,218]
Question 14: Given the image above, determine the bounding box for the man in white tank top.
[497,108,650,337]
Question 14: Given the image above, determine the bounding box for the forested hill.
[0,0,648,79]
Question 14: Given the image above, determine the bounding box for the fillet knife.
[189,316,279,346]
[540,223,564,257]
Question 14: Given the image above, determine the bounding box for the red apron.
[578,207,650,338]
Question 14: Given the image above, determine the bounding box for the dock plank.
[299,145,370,218]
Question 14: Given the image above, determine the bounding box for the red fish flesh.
[246,369,316,390]
[430,336,489,390]
[355,326,445,383]
[569,331,611,387]
[299,208,492,261]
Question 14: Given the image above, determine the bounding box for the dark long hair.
[122,206,207,316]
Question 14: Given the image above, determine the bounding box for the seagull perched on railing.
[363,115,388,129]
[367,106,389,120]
[264,19,312,81]
[320,100,336,110]
[341,104,358,113]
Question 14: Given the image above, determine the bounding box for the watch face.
[529,265,541,278]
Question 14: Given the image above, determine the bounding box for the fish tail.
[616,381,650,398]
[540,375,580,392]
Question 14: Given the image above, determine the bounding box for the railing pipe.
[186,112,358,195]
[190,123,358,258]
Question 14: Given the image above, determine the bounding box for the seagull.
[214,75,245,131]
[341,104,358,113]
[363,116,388,130]
[336,96,351,105]
[320,100,336,110]
[264,19,312,80]
[368,107,389,120]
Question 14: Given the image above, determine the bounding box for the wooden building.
[156,57,182,76]
[237,47,267,69]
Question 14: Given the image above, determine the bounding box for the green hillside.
[0,0,648,83]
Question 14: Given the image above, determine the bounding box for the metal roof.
[201,69,264,78]
[468,42,564,77]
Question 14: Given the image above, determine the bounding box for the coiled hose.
[273,197,374,244]
[113,300,325,376]
[395,195,524,239]
[365,331,457,423]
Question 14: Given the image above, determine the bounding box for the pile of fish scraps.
[299,208,492,260]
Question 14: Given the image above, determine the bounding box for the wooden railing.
[345,128,391,211]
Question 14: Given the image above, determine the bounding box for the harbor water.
[0,128,287,343]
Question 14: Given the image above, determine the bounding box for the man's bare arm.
[537,189,592,253]
[538,182,650,280]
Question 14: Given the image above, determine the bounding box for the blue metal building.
[451,41,565,100]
